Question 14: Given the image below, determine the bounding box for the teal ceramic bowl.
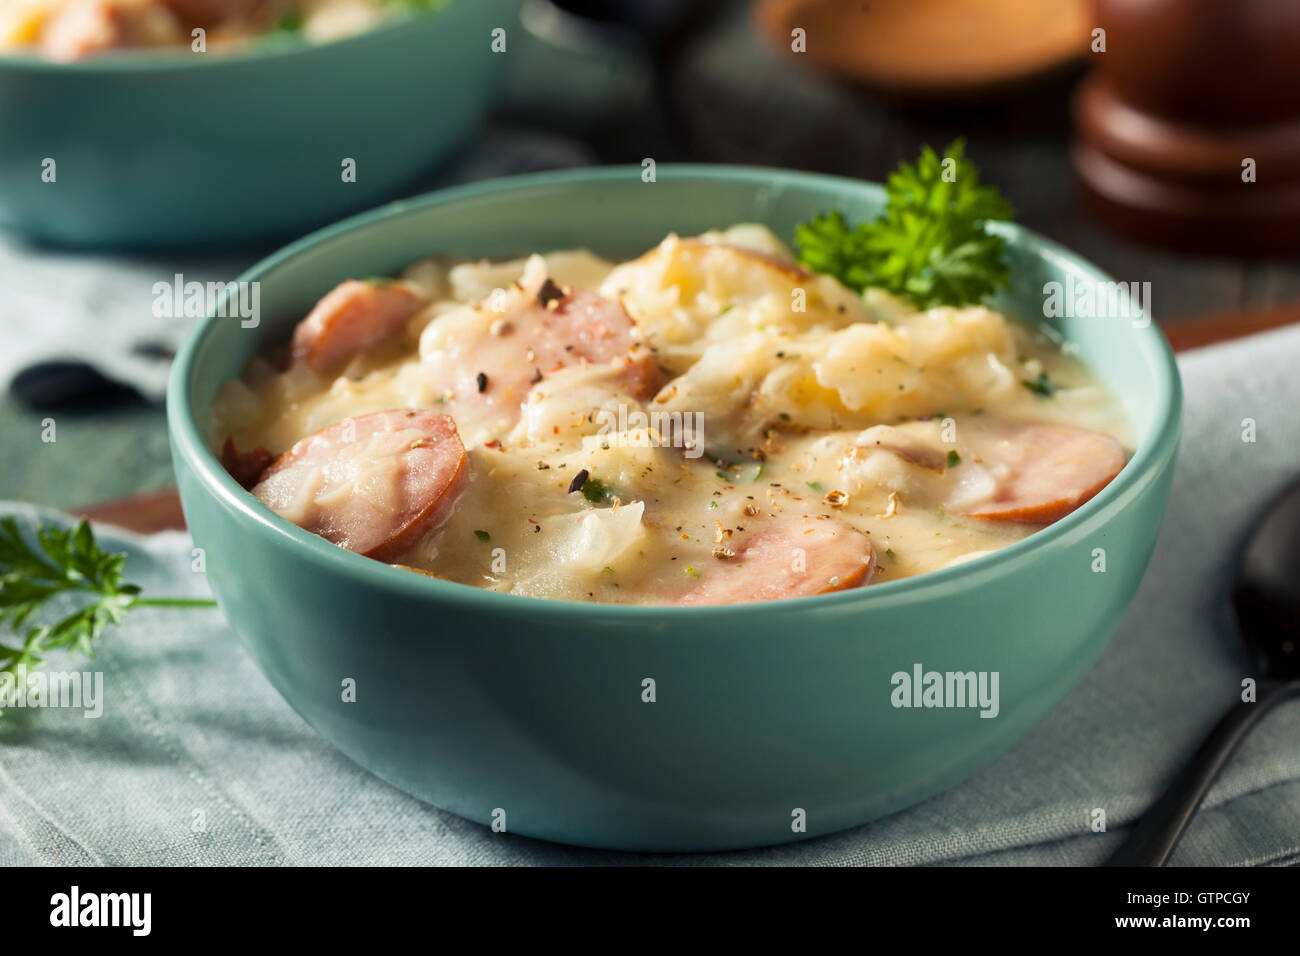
[0,0,517,248]
[167,166,1182,852]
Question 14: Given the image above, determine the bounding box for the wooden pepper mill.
[1073,0,1300,255]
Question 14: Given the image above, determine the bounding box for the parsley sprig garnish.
[0,517,216,693]
[796,140,1015,309]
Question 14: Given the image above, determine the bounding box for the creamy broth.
[212,226,1133,605]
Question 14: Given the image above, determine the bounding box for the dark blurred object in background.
[502,0,727,145]
[551,0,712,42]
[1074,0,1300,256]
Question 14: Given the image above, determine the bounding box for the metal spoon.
[1106,477,1300,866]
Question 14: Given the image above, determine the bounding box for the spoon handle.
[1106,679,1300,866]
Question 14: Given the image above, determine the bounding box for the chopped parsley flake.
[582,476,610,504]
[1022,371,1060,398]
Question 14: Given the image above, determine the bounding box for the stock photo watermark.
[0,666,103,718]
[152,274,259,328]
[1042,276,1150,327]
[49,886,150,936]
[593,404,706,459]
[891,663,1000,719]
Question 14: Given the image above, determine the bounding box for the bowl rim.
[167,163,1184,619]
[0,4,452,73]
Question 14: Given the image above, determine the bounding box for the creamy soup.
[212,225,1133,605]
[0,0,410,60]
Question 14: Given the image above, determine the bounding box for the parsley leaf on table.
[0,517,216,703]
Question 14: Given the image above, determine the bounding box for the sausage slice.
[251,409,467,562]
[963,423,1127,524]
[679,518,874,606]
[289,280,426,375]
[421,278,661,433]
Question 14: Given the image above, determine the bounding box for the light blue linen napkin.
[2,324,1299,866]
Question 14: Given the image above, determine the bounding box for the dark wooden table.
[3,1,1298,517]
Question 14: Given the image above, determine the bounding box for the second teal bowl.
[168,166,1182,851]
[0,0,517,248]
